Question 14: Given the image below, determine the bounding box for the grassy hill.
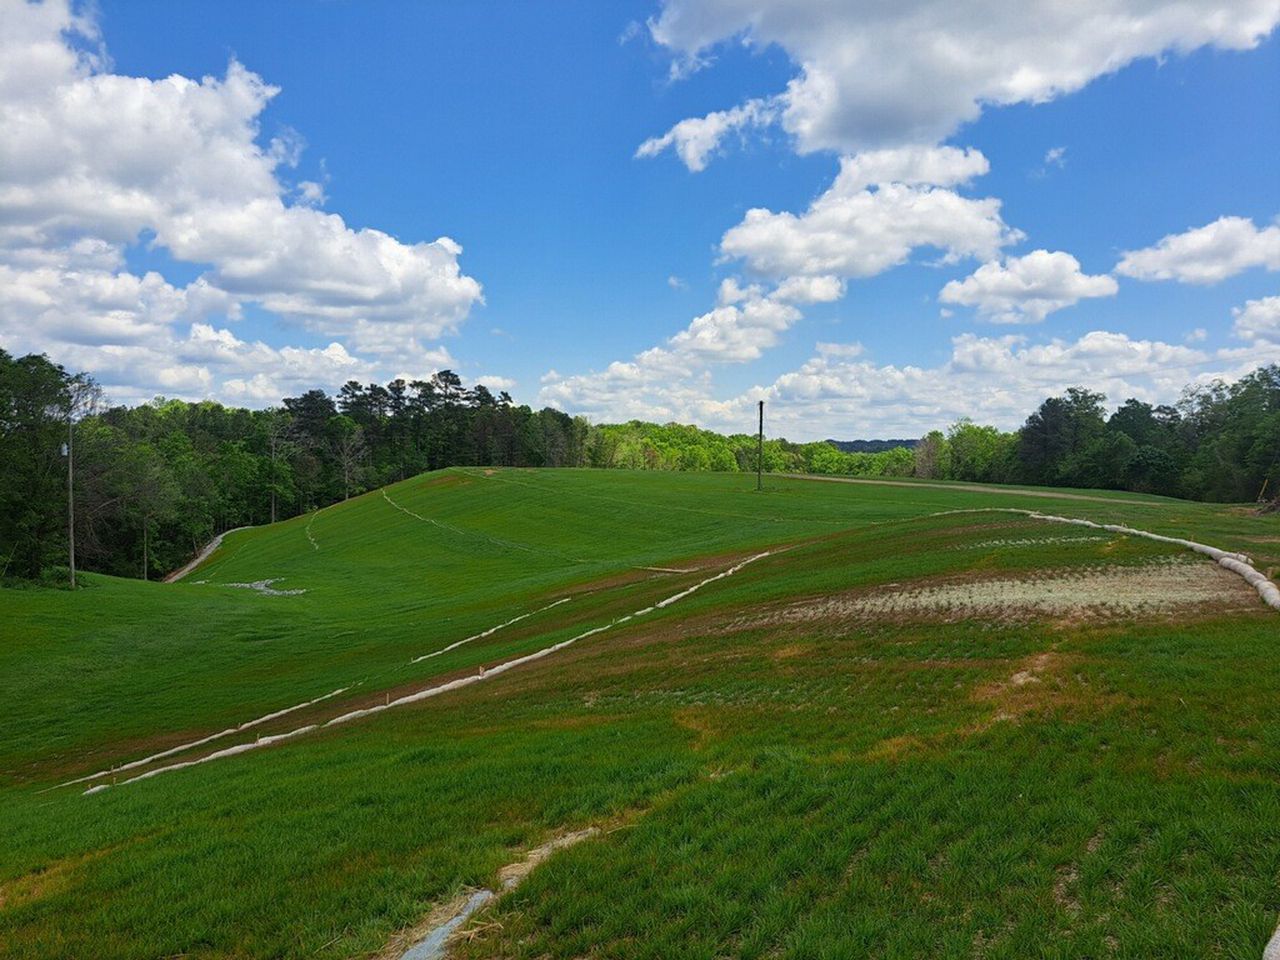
[2,469,1278,958]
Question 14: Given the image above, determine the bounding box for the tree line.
[597,369,1279,505]
[2,347,1276,583]
[0,356,592,581]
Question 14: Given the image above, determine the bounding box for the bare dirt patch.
[864,650,1127,759]
[496,828,598,889]
[975,651,1066,704]
[970,649,1128,732]
[759,558,1256,626]
[1053,862,1081,914]
[954,535,1109,551]
[562,567,661,596]
[673,708,718,750]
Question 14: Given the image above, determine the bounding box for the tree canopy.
[3,348,1276,584]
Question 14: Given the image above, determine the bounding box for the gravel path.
[163,526,254,582]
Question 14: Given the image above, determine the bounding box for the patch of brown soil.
[496,827,599,889]
[562,567,662,596]
[974,651,1061,704]
[673,708,719,750]
[970,650,1126,732]
[1053,862,1081,914]
[756,558,1257,628]
[1053,830,1104,918]
[861,651,1127,760]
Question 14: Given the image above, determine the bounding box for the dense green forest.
[2,347,1277,582]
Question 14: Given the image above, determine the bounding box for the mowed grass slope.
[1,469,1278,959]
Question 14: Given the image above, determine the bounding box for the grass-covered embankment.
[2,469,1278,958]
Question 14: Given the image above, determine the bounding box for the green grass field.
[2,469,1279,959]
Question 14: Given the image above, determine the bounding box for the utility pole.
[757,400,764,492]
[66,411,75,589]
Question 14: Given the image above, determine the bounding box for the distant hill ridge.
[826,438,918,453]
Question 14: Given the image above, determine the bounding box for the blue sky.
[2,0,1278,438]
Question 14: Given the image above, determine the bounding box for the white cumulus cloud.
[940,250,1118,324]
[0,0,483,404]
[1233,295,1280,343]
[635,97,778,172]
[749,330,1219,439]
[642,0,1280,165]
[538,269,842,420]
[719,150,1020,278]
[472,374,517,392]
[541,322,1280,439]
[1116,216,1280,284]
[835,146,991,192]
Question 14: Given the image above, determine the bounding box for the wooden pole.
[67,413,75,589]
[757,400,764,492]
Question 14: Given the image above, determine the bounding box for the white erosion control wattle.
[382,488,538,554]
[84,726,320,794]
[401,890,493,960]
[82,551,775,795]
[1266,923,1280,960]
[61,687,348,789]
[221,578,306,596]
[1026,511,1280,611]
[410,597,571,664]
[305,509,321,550]
[74,597,565,789]
[396,828,600,960]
